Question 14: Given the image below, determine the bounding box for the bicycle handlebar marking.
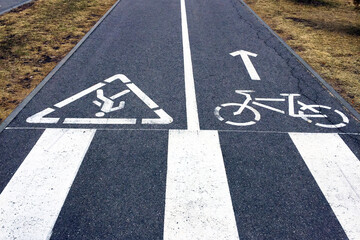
[214,90,349,128]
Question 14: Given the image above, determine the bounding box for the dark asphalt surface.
[0,0,32,15]
[0,0,359,239]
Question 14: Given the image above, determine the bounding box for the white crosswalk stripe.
[0,129,359,239]
[164,130,239,240]
[0,129,96,240]
[290,133,360,240]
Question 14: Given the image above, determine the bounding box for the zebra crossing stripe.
[164,130,239,240]
[0,128,96,240]
[289,133,360,240]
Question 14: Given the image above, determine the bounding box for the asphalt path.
[0,0,32,15]
[0,0,359,239]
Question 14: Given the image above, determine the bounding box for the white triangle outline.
[26,74,173,125]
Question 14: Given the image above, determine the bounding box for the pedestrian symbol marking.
[26,74,173,125]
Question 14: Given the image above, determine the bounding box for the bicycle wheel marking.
[214,90,349,129]
[215,103,260,126]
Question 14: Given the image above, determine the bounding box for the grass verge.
[243,0,360,114]
[0,0,117,123]
[0,0,359,123]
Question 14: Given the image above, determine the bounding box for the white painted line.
[26,74,172,125]
[254,98,285,102]
[93,100,102,107]
[104,74,131,83]
[164,130,239,240]
[54,83,106,108]
[63,118,137,124]
[180,0,200,130]
[110,89,130,100]
[289,133,360,240]
[252,101,285,114]
[230,50,260,81]
[26,108,59,124]
[141,109,173,124]
[0,128,96,240]
[125,83,159,109]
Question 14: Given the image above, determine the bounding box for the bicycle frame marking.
[215,90,349,128]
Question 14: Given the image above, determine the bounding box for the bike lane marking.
[290,133,360,240]
[0,128,96,239]
[184,0,359,133]
[164,130,239,240]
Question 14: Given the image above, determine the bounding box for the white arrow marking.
[230,50,260,81]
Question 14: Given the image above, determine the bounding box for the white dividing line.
[180,0,200,130]
[0,128,96,240]
[164,130,239,240]
[289,133,360,240]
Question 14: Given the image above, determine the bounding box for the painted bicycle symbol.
[214,90,349,128]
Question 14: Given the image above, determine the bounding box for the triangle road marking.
[26,74,173,125]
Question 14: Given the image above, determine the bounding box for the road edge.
[238,0,360,121]
[0,0,34,16]
[0,0,122,133]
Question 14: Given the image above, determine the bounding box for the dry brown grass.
[0,0,117,123]
[244,0,360,113]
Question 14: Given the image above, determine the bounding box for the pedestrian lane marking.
[164,130,239,240]
[0,128,95,240]
[290,133,360,240]
[26,74,173,125]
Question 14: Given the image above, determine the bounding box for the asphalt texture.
[0,0,359,239]
[0,0,32,15]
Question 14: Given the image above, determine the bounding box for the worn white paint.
[104,74,131,84]
[63,118,137,124]
[289,133,360,240]
[0,128,96,240]
[180,0,200,130]
[164,130,239,240]
[26,108,59,124]
[142,109,173,124]
[230,50,260,80]
[110,89,131,100]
